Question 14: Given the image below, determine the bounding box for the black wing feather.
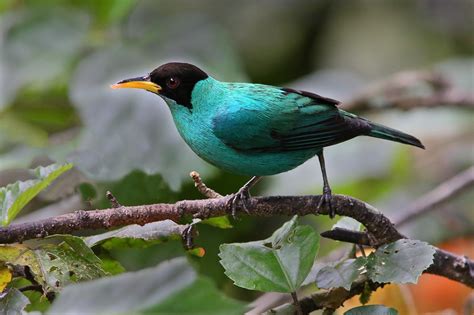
[281,87,340,107]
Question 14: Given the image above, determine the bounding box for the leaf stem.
[291,291,303,315]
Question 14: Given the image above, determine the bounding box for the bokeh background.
[1,0,473,313]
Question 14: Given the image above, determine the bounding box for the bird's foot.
[226,187,252,219]
[317,186,335,218]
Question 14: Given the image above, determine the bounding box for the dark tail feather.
[367,122,425,149]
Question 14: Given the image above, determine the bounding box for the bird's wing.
[280,87,340,107]
[212,87,368,153]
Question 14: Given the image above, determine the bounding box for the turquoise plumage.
[112,62,424,217]
[170,78,324,175]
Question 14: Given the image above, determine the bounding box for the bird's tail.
[367,121,425,149]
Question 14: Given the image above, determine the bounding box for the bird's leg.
[227,176,262,219]
[317,151,335,218]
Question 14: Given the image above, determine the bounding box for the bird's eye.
[166,77,180,89]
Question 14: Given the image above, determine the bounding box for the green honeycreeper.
[112,62,424,217]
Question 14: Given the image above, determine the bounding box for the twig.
[18,284,43,293]
[395,166,474,226]
[189,171,222,198]
[357,245,366,258]
[341,70,474,112]
[270,278,383,314]
[322,308,336,315]
[106,191,122,208]
[12,266,56,302]
[321,228,373,246]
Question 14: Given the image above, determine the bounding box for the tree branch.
[1,195,402,245]
[320,227,474,287]
[190,171,222,198]
[270,278,383,314]
[395,165,474,226]
[1,194,472,290]
[341,70,474,112]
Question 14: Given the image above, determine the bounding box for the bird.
[111,62,424,218]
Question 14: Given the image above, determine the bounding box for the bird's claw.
[317,187,335,218]
[226,188,251,219]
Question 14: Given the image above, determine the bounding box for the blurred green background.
[0,0,473,309]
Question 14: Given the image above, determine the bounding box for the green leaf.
[84,220,185,249]
[142,277,246,315]
[344,305,398,315]
[0,163,73,226]
[99,256,125,275]
[219,216,319,293]
[0,236,107,292]
[366,239,435,284]
[35,236,107,290]
[23,289,51,313]
[201,216,233,229]
[315,257,367,290]
[48,258,195,314]
[0,288,29,314]
[332,217,361,231]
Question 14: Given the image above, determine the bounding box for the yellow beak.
[110,76,162,94]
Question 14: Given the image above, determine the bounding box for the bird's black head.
[112,62,208,109]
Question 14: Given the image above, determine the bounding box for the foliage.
[47,257,245,315]
[0,236,107,292]
[84,220,185,249]
[312,239,435,291]
[315,258,367,290]
[366,239,436,284]
[219,216,319,293]
[0,163,72,226]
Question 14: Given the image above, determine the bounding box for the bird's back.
[208,81,371,153]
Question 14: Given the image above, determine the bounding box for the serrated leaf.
[344,305,398,315]
[47,258,195,314]
[84,220,185,249]
[0,288,29,314]
[0,236,107,292]
[315,257,367,290]
[35,236,107,291]
[0,163,73,226]
[332,217,361,231]
[366,239,435,284]
[219,216,319,293]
